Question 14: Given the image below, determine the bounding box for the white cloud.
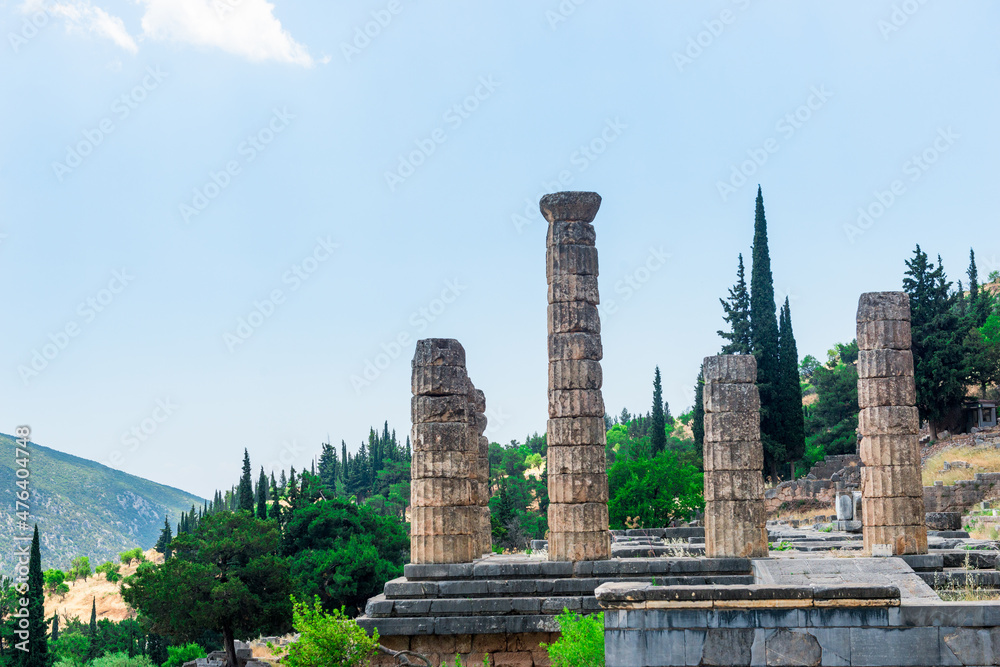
[20,0,138,52]
[138,0,315,67]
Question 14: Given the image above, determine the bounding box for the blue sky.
[1,1,997,498]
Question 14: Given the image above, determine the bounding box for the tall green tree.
[122,512,291,667]
[650,367,667,454]
[256,468,268,520]
[967,248,991,328]
[777,298,806,468]
[154,517,173,561]
[238,449,254,514]
[903,246,966,438]
[692,366,705,449]
[749,186,784,476]
[718,253,752,355]
[87,597,98,660]
[318,442,338,493]
[17,525,47,667]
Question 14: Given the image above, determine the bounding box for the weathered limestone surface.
[702,355,767,558]
[857,292,928,555]
[543,192,610,562]
[410,339,477,564]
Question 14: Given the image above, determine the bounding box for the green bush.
[542,609,604,667]
[88,652,155,667]
[119,548,146,565]
[96,561,122,583]
[607,451,703,529]
[282,596,379,667]
[49,632,90,667]
[162,642,206,667]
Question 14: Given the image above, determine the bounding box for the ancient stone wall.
[702,354,768,558]
[856,292,927,554]
[542,191,611,562]
[764,455,862,515]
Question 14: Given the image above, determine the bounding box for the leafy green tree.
[87,653,154,667]
[43,569,65,593]
[318,443,339,494]
[48,632,89,667]
[777,298,805,468]
[119,549,144,566]
[18,525,48,667]
[718,253,752,355]
[967,249,992,328]
[903,246,966,438]
[69,556,91,582]
[607,451,704,529]
[650,366,667,454]
[238,449,255,514]
[799,355,821,382]
[541,610,604,667]
[749,186,784,477]
[802,342,859,466]
[122,512,292,667]
[96,562,122,584]
[281,597,379,667]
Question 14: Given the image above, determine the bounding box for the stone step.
[402,555,749,581]
[382,574,755,600]
[365,593,602,618]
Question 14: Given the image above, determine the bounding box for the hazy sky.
[1,1,997,497]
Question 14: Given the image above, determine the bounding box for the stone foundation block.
[705,500,767,559]
[863,523,928,555]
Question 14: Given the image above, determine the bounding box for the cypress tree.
[87,597,98,660]
[968,249,992,328]
[749,186,784,476]
[154,517,172,560]
[719,253,752,354]
[237,449,254,513]
[650,367,667,454]
[318,442,338,492]
[19,525,47,666]
[777,298,806,469]
[256,468,268,520]
[692,365,705,449]
[51,615,58,641]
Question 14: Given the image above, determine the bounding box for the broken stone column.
[410,339,478,564]
[857,292,928,555]
[468,384,492,556]
[542,191,611,562]
[702,355,768,559]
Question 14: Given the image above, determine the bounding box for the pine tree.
[256,468,268,520]
[777,298,805,468]
[650,366,667,454]
[904,245,966,438]
[692,365,705,448]
[51,615,58,641]
[237,449,254,513]
[154,517,172,560]
[749,186,784,476]
[719,253,752,354]
[19,525,47,666]
[318,442,338,493]
[968,249,992,328]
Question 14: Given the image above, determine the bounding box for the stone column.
[468,384,492,556]
[857,292,927,555]
[542,191,611,562]
[702,355,768,559]
[410,339,477,564]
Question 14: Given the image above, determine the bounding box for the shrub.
[69,556,91,581]
[542,609,604,667]
[96,561,122,583]
[88,653,155,667]
[282,596,380,667]
[119,548,146,565]
[607,451,703,529]
[162,642,206,667]
[49,632,90,667]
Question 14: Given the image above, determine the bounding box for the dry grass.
[921,445,1000,486]
[777,507,833,524]
[45,548,163,623]
[935,555,1000,601]
[963,518,1000,540]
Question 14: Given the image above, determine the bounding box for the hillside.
[45,548,164,623]
[0,433,205,571]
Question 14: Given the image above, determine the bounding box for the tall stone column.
[857,292,927,555]
[468,384,492,556]
[542,191,611,562]
[702,355,768,559]
[410,339,478,564]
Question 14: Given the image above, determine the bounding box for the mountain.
[0,432,205,571]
